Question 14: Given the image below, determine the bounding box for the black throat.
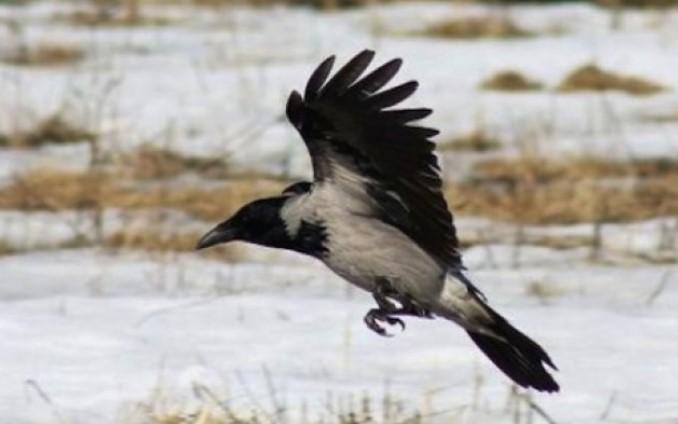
[289,219,328,258]
[238,195,328,258]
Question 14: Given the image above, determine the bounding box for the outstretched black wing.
[286,50,461,268]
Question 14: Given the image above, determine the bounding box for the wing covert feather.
[285,50,461,268]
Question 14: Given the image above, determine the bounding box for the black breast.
[293,220,328,258]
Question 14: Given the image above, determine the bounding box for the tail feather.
[468,306,559,393]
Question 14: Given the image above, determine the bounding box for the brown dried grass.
[0,167,287,221]
[558,64,666,96]
[104,228,241,260]
[59,10,174,27]
[1,43,84,67]
[480,70,543,92]
[117,146,230,179]
[0,113,96,148]
[420,16,532,39]
[596,0,678,8]
[189,0,375,8]
[0,240,18,256]
[440,129,501,152]
[2,155,675,233]
[446,156,678,224]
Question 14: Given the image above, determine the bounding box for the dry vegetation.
[420,15,532,39]
[0,42,85,67]
[596,0,678,7]
[0,240,18,256]
[145,409,423,424]
[104,228,241,259]
[3,154,675,232]
[480,70,543,92]
[56,0,174,26]
[558,64,666,96]
[187,0,383,8]
[0,167,286,220]
[636,109,678,123]
[525,280,566,302]
[59,9,175,26]
[0,162,284,256]
[117,146,231,179]
[135,390,422,424]
[0,113,96,148]
[446,156,678,224]
[440,129,502,152]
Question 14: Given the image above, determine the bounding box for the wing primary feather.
[305,55,335,101]
[365,80,419,110]
[348,58,403,96]
[321,50,374,96]
[286,90,305,130]
[404,125,440,138]
[289,51,461,268]
[380,108,433,123]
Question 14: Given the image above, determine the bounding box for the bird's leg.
[394,294,434,319]
[363,278,431,337]
[364,292,405,337]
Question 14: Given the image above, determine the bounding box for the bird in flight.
[197,50,559,392]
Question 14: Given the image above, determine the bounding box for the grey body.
[281,182,491,333]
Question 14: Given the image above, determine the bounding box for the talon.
[386,316,405,331]
[364,309,405,337]
[364,309,388,336]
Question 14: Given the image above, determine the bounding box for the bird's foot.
[363,308,405,337]
[399,298,434,319]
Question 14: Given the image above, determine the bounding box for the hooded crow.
[197,50,559,393]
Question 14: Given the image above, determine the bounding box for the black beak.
[196,223,238,250]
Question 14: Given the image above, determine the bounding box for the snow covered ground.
[1,1,678,423]
[2,247,677,423]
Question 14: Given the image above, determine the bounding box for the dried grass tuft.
[104,228,241,261]
[526,280,565,301]
[0,168,116,211]
[118,146,231,179]
[558,63,666,96]
[0,167,287,220]
[636,109,678,123]
[480,70,543,92]
[0,240,18,256]
[0,113,96,148]
[446,156,678,224]
[1,43,84,67]
[420,16,532,39]
[190,0,376,8]
[59,9,174,27]
[596,0,678,8]
[440,129,501,152]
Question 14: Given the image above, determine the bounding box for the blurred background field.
[1,0,677,423]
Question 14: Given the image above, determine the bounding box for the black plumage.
[286,49,460,268]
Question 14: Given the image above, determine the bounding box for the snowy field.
[1,1,678,423]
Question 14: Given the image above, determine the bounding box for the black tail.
[468,306,559,393]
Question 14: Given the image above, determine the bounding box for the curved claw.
[364,311,388,337]
[364,309,406,337]
[385,316,405,331]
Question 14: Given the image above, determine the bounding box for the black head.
[196,197,289,250]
